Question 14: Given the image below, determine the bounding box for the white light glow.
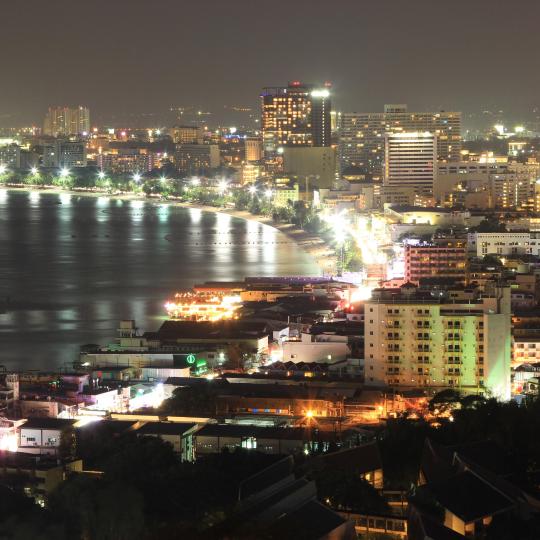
[311,89,330,98]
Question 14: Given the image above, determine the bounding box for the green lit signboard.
[186,354,196,364]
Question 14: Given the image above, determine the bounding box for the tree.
[428,389,461,412]
[160,383,219,416]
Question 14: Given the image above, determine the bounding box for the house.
[410,438,540,539]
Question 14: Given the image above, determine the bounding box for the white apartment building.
[339,105,461,176]
[364,284,511,399]
[468,232,540,257]
[384,132,437,195]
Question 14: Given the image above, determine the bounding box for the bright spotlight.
[191,177,200,186]
[265,189,273,198]
[248,185,257,195]
[133,173,142,183]
[218,179,228,193]
[0,164,6,175]
[60,168,70,178]
[30,167,39,176]
[97,171,106,180]
[160,176,168,184]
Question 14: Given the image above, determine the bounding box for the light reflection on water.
[0,191,319,369]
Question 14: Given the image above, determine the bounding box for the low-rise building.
[194,425,311,456]
[18,418,76,456]
[468,231,540,257]
[404,239,468,285]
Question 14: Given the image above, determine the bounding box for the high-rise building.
[261,82,331,159]
[244,137,263,162]
[170,125,203,145]
[42,140,87,168]
[364,283,511,399]
[0,144,21,168]
[384,132,437,195]
[97,148,156,174]
[339,105,461,177]
[43,106,90,137]
[174,144,220,174]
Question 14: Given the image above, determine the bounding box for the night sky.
[1,0,539,126]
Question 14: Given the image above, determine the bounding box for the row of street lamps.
[0,165,276,199]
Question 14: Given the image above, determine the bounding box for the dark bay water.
[0,190,320,370]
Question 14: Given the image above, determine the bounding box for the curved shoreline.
[1,184,337,275]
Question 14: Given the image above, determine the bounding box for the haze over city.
[1,0,540,127]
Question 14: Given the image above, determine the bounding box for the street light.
[218,179,228,194]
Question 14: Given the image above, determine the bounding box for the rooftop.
[21,418,77,430]
[148,320,271,341]
[429,471,514,522]
[137,421,197,436]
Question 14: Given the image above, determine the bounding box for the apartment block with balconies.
[364,283,511,399]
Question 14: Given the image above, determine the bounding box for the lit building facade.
[339,105,461,176]
[468,232,540,257]
[384,132,437,195]
[364,284,511,399]
[170,125,203,144]
[97,149,156,174]
[245,136,263,162]
[42,140,87,168]
[43,106,90,137]
[261,82,331,159]
[174,144,220,174]
[404,239,468,284]
[0,144,21,168]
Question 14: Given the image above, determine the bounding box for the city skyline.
[1,0,540,128]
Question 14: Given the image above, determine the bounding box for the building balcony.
[385,322,402,329]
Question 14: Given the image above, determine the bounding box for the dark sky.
[1,0,539,126]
